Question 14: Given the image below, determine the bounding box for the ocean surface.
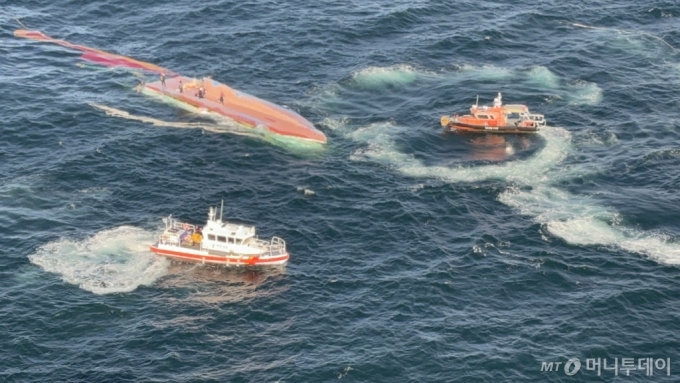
[1,0,680,381]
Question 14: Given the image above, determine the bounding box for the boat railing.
[160,215,196,244]
[159,234,180,246]
[528,114,546,126]
[264,236,287,257]
[165,216,196,232]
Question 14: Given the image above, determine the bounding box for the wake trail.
[348,122,680,265]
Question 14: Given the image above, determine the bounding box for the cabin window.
[217,236,226,243]
[207,234,215,241]
[477,114,489,119]
[228,238,235,244]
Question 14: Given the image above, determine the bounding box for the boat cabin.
[467,105,507,127]
[199,206,262,255]
[203,222,256,246]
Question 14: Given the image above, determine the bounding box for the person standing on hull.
[160,72,166,87]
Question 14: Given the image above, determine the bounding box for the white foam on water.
[350,123,571,185]
[505,144,516,156]
[572,22,680,54]
[454,64,515,81]
[350,64,422,87]
[565,80,603,105]
[500,185,680,264]
[526,66,561,89]
[296,186,315,196]
[89,103,324,154]
[90,102,258,137]
[348,122,414,165]
[29,226,168,294]
[579,130,619,147]
[319,117,350,132]
[348,121,680,265]
[450,64,602,105]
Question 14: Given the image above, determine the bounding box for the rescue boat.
[440,93,546,134]
[150,202,289,267]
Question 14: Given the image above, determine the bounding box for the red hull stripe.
[149,246,289,264]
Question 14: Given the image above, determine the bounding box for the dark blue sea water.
[2,1,680,382]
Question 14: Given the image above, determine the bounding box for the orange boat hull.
[446,121,539,134]
[15,29,326,144]
[145,76,327,144]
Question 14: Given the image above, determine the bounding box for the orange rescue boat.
[441,93,546,134]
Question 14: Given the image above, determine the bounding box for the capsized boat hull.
[445,121,539,134]
[14,29,173,75]
[144,76,327,144]
[15,28,326,145]
[150,244,289,266]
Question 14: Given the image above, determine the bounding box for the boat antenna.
[220,199,224,222]
[476,95,479,107]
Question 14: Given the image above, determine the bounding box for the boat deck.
[174,242,201,251]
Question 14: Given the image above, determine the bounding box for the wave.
[29,226,168,294]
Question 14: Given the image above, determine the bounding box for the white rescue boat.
[150,202,289,266]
